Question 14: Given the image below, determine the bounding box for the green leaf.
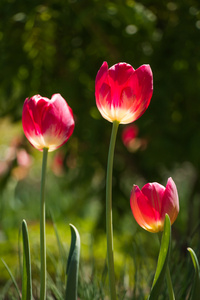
[1,258,22,299]
[22,219,32,300]
[65,224,81,300]
[148,214,171,300]
[187,247,200,300]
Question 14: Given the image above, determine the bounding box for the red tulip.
[22,94,75,152]
[95,61,153,124]
[130,177,179,233]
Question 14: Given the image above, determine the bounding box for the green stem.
[40,148,48,300]
[157,233,175,300]
[106,120,119,300]
[166,265,175,300]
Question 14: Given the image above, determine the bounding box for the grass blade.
[187,247,200,300]
[22,219,32,300]
[50,210,66,265]
[1,258,22,299]
[148,214,171,300]
[65,224,80,300]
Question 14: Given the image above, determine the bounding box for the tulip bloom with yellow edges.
[95,61,153,124]
[130,177,179,233]
[22,93,75,152]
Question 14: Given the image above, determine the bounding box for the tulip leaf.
[65,224,80,300]
[187,247,200,300]
[1,258,22,299]
[22,219,32,300]
[148,214,171,300]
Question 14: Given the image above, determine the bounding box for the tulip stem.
[106,120,119,300]
[40,147,48,300]
[166,265,175,300]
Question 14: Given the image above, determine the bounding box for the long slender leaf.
[65,224,81,300]
[18,224,23,280]
[148,214,171,300]
[187,247,200,300]
[22,219,32,300]
[1,258,22,299]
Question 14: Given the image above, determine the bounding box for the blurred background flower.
[0,136,33,181]
[122,124,148,152]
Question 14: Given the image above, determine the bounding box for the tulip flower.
[95,61,153,124]
[95,61,153,300]
[22,93,75,152]
[130,177,179,233]
[22,93,75,300]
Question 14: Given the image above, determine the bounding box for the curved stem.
[106,120,119,300]
[166,265,175,300]
[40,148,48,300]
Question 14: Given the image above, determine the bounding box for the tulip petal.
[108,63,134,109]
[22,97,46,149]
[95,61,108,94]
[142,183,165,216]
[42,94,75,151]
[99,83,112,106]
[108,62,134,87]
[127,64,153,121]
[161,177,179,225]
[130,185,159,232]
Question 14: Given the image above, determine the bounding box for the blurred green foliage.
[1,0,200,298]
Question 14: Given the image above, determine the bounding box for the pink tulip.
[22,94,75,152]
[95,61,153,124]
[130,177,179,233]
